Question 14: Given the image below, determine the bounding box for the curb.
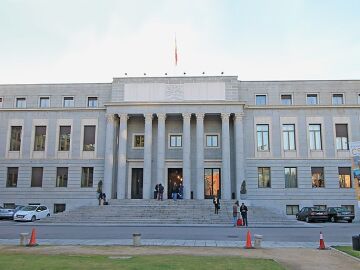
[329,246,360,263]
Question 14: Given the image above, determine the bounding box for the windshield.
[22,206,37,211]
[334,207,348,212]
[310,207,323,211]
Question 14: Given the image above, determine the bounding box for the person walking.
[154,184,159,199]
[158,183,164,201]
[213,196,220,214]
[240,202,248,226]
[232,200,239,226]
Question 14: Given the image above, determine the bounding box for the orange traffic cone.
[244,230,253,249]
[318,231,326,250]
[27,228,38,247]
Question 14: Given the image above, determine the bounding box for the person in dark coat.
[213,196,220,214]
[172,183,178,201]
[158,183,164,201]
[240,202,248,226]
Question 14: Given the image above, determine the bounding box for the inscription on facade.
[165,84,184,101]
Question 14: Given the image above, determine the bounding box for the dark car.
[326,207,355,223]
[296,207,328,223]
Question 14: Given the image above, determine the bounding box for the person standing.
[158,183,164,201]
[172,183,178,201]
[213,196,220,214]
[240,202,248,226]
[178,183,184,199]
[232,200,239,226]
[154,184,159,199]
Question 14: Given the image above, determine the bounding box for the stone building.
[0,76,359,218]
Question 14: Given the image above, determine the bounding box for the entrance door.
[131,168,143,199]
[168,168,183,199]
[204,168,221,199]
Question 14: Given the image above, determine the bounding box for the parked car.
[326,207,355,223]
[14,205,50,222]
[0,205,24,220]
[296,207,328,223]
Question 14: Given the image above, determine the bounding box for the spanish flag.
[175,36,178,66]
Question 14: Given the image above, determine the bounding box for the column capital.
[119,113,129,122]
[195,112,205,120]
[144,113,153,121]
[234,112,244,120]
[221,113,231,120]
[106,114,115,123]
[182,113,192,121]
[157,113,167,121]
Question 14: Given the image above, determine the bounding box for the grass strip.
[333,246,360,259]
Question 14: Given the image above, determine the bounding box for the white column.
[103,114,115,199]
[235,113,245,200]
[157,113,166,197]
[117,114,128,199]
[143,113,153,199]
[196,113,205,199]
[182,113,191,199]
[221,113,231,199]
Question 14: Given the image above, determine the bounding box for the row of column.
[103,112,244,200]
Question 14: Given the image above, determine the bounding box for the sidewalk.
[0,238,351,248]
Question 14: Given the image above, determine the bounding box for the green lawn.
[0,254,285,270]
[334,246,360,259]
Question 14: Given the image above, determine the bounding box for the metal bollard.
[133,233,141,247]
[19,233,29,246]
[254,234,263,248]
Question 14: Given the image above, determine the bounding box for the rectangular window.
[54,204,66,214]
[358,94,360,104]
[314,205,327,210]
[31,167,43,187]
[335,124,348,150]
[258,167,271,188]
[39,97,50,108]
[81,167,93,188]
[257,124,269,151]
[285,167,298,188]
[63,97,74,107]
[286,205,299,215]
[133,135,144,148]
[16,97,26,108]
[281,94,292,105]
[10,126,22,151]
[341,205,354,213]
[339,167,351,188]
[206,135,219,147]
[332,94,344,105]
[204,168,221,199]
[255,95,267,105]
[6,167,18,187]
[0,97,3,108]
[34,126,46,151]
[312,167,325,188]
[87,97,98,108]
[59,126,71,151]
[309,124,322,150]
[83,125,96,151]
[170,135,182,147]
[306,94,318,105]
[283,124,296,150]
[56,167,68,187]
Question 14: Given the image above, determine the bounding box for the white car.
[14,205,50,222]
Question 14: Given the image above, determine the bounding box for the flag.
[175,36,178,66]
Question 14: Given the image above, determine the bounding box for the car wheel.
[331,216,336,223]
[31,215,36,222]
[47,213,50,217]
[348,220,352,223]
[305,217,310,223]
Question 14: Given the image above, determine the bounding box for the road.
[0,220,359,243]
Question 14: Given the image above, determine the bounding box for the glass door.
[167,168,183,199]
[204,168,221,199]
[131,168,143,199]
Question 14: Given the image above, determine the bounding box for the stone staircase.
[42,200,299,225]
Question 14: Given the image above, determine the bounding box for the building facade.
[0,76,359,218]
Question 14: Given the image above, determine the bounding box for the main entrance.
[204,168,221,199]
[131,168,143,199]
[168,168,183,199]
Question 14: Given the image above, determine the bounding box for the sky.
[0,0,359,84]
